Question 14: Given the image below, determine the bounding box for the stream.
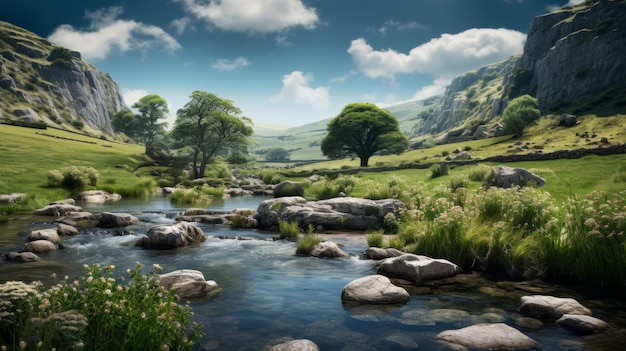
[1,195,625,350]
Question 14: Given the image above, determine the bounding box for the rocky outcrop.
[0,21,126,133]
[436,323,541,350]
[341,275,410,305]
[34,203,83,217]
[95,212,139,228]
[253,196,405,231]
[519,0,626,110]
[136,222,206,249]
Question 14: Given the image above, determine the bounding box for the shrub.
[429,164,443,179]
[0,263,202,350]
[382,212,400,234]
[467,165,491,182]
[169,187,214,205]
[278,220,300,240]
[230,216,249,228]
[296,233,323,255]
[45,169,63,187]
[305,175,356,200]
[366,230,384,247]
[387,236,407,250]
[56,166,99,192]
[449,174,470,192]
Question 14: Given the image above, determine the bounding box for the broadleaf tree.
[321,102,408,167]
[501,94,541,138]
[112,94,169,156]
[171,91,253,179]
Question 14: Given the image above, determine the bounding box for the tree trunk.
[192,150,200,179]
[360,156,369,167]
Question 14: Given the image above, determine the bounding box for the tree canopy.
[321,102,408,167]
[171,91,253,179]
[501,94,541,138]
[112,94,169,156]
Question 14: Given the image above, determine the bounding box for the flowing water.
[1,195,625,350]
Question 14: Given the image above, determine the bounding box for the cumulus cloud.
[123,88,149,108]
[373,20,426,35]
[212,56,250,71]
[170,17,194,35]
[174,0,318,33]
[47,6,181,60]
[270,71,331,108]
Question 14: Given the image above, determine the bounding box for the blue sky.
[3,0,582,127]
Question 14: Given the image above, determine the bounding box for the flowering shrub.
[0,263,202,351]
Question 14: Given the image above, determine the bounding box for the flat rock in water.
[27,228,60,243]
[95,212,139,228]
[519,295,591,320]
[310,241,348,258]
[377,254,458,283]
[159,269,220,299]
[436,323,541,350]
[341,274,410,305]
[269,339,319,351]
[5,251,42,263]
[556,314,609,334]
[23,240,57,253]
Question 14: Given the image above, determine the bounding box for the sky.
[2,0,583,128]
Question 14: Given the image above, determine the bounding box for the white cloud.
[348,28,526,99]
[212,56,250,71]
[47,6,181,60]
[374,20,426,35]
[123,89,149,108]
[270,71,331,108]
[174,0,318,33]
[170,17,193,35]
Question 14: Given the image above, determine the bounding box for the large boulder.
[136,222,206,249]
[23,240,57,253]
[5,251,42,263]
[365,247,405,260]
[518,295,592,320]
[158,269,220,299]
[377,254,459,283]
[95,212,139,228]
[273,181,304,198]
[253,196,405,231]
[341,274,410,305]
[27,228,60,243]
[57,223,79,236]
[436,323,541,350]
[558,114,578,127]
[310,241,348,258]
[484,165,545,188]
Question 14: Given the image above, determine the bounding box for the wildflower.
[141,312,146,319]
[19,341,26,350]
[162,344,169,351]
[105,265,115,271]
[104,289,112,296]
[153,263,163,272]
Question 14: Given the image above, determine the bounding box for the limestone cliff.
[0,21,126,134]
[414,0,626,139]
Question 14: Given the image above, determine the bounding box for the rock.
[27,228,60,243]
[158,269,220,299]
[307,174,321,183]
[454,151,472,160]
[183,208,213,216]
[364,247,405,260]
[80,190,121,203]
[136,222,206,249]
[50,198,75,205]
[0,192,26,204]
[23,240,57,253]
[310,241,348,258]
[377,254,459,283]
[556,314,609,334]
[57,223,79,236]
[13,108,41,122]
[341,274,410,305]
[436,323,541,350]
[269,339,319,351]
[484,165,545,188]
[95,212,139,228]
[273,181,304,198]
[5,251,42,262]
[34,204,83,216]
[558,114,578,127]
[518,295,592,320]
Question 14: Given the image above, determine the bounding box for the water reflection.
[1,195,625,350]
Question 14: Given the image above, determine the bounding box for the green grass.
[0,125,154,212]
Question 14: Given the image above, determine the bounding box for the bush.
[366,230,384,247]
[305,175,356,200]
[45,169,63,187]
[0,263,202,350]
[230,216,249,228]
[467,165,491,182]
[50,166,99,192]
[382,212,400,234]
[278,220,300,240]
[429,164,443,179]
[169,186,217,205]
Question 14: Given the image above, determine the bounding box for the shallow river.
[1,195,625,350]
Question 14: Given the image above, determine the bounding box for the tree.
[171,91,253,179]
[502,94,541,138]
[265,148,290,161]
[131,94,169,156]
[321,103,408,167]
[111,110,138,137]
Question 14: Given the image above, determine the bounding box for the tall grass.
[278,220,300,240]
[169,185,224,205]
[305,175,356,200]
[0,263,202,351]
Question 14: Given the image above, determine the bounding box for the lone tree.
[171,91,253,179]
[265,148,290,161]
[501,94,541,138]
[321,102,408,167]
[111,94,169,156]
